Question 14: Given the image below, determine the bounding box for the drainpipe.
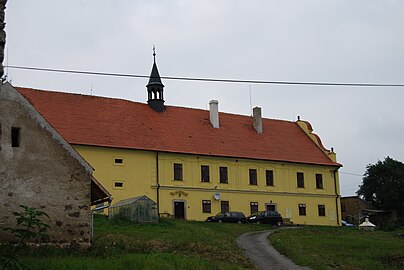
[333,168,340,225]
[91,198,112,243]
[156,151,160,222]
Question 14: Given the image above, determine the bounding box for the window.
[297,172,304,188]
[219,167,228,183]
[11,127,21,148]
[316,174,323,189]
[250,202,258,214]
[249,169,257,185]
[201,165,210,182]
[221,201,229,213]
[202,200,211,213]
[174,163,183,180]
[318,205,326,216]
[114,158,124,164]
[266,170,274,186]
[114,181,124,188]
[298,204,306,216]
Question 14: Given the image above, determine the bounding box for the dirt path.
[236,230,311,270]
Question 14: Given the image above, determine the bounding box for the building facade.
[16,56,342,226]
[0,83,110,247]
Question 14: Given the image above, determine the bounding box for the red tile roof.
[17,87,340,167]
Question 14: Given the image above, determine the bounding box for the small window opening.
[114,158,124,164]
[114,181,124,188]
[11,127,21,148]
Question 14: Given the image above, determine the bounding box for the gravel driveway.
[236,230,311,270]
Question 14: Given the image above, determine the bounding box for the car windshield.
[251,211,264,216]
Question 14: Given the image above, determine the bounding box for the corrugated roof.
[17,87,340,167]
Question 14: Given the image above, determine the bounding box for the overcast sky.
[5,1,404,196]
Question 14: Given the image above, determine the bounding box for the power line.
[340,171,363,177]
[6,65,404,87]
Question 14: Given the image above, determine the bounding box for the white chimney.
[253,107,262,134]
[209,100,219,128]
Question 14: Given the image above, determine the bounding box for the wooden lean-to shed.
[109,195,158,223]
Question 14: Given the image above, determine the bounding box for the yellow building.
[17,56,342,226]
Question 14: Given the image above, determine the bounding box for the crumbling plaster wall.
[0,83,92,247]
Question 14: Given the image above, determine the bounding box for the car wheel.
[218,219,223,223]
[256,221,261,225]
[276,221,282,227]
[237,220,242,224]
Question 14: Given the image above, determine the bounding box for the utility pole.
[0,0,7,79]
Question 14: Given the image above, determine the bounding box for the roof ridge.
[16,86,138,104]
[16,87,295,123]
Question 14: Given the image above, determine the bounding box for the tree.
[357,157,404,216]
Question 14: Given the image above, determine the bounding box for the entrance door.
[266,204,276,211]
[174,201,185,219]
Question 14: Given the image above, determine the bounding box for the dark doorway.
[174,201,185,219]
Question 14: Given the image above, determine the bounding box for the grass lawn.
[4,216,270,270]
[269,226,404,270]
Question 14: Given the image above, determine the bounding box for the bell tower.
[147,46,165,112]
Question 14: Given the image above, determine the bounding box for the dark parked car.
[206,211,247,223]
[247,210,283,226]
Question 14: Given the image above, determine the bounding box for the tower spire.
[146,46,165,112]
[153,45,156,63]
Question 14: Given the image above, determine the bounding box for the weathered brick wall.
[0,84,92,247]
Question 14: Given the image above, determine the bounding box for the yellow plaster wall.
[74,145,157,203]
[74,145,341,226]
[158,153,341,225]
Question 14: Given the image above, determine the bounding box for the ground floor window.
[202,200,211,213]
[298,204,306,216]
[318,204,326,216]
[221,201,229,213]
[250,202,259,214]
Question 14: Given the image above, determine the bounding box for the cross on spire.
[153,45,156,63]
